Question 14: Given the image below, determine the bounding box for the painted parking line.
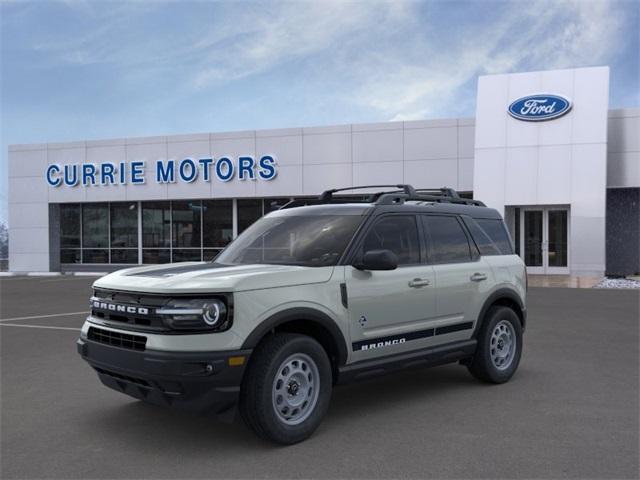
[39,277,96,283]
[0,323,80,331]
[0,311,88,323]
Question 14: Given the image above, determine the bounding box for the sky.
[1,0,639,224]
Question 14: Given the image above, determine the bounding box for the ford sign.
[508,94,572,121]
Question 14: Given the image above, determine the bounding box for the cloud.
[349,0,627,120]
[190,1,413,89]
[5,0,634,122]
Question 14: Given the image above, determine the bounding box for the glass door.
[546,210,569,274]
[523,210,544,274]
[518,207,569,274]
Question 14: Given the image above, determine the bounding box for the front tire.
[239,333,332,444]
[467,306,522,383]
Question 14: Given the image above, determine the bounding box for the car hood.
[92,262,335,294]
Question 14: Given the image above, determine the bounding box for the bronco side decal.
[352,321,473,351]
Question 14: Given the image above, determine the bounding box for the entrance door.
[519,207,569,274]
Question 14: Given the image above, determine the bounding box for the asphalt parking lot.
[1,276,638,479]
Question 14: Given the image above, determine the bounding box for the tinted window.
[82,204,108,248]
[110,202,138,248]
[142,202,171,248]
[60,204,80,248]
[361,216,420,265]
[203,200,233,248]
[463,218,500,256]
[423,215,472,264]
[237,199,263,234]
[172,200,202,248]
[476,218,513,254]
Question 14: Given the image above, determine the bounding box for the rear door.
[421,215,492,341]
[345,214,437,362]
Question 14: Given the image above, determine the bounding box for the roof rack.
[318,184,417,203]
[280,184,485,209]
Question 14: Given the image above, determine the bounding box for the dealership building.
[7,66,640,277]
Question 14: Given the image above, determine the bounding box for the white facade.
[7,66,640,275]
[474,66,610,276]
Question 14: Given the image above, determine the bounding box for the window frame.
[420,213,480,265]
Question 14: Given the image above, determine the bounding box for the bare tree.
[0,221,8,259]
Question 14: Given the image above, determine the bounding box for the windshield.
[215,215,363,267]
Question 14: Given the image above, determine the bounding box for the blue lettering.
[215,157,234,182]
[258,155,277,180]
[119,162,127,184]
[64,164,78,186]
[156,160,175,183]
[179,158,197,183]
[131,161,145,184]
[46,164,61,187]
[198,158,213,182]
[101,162,115,185]
[238,156,256,180]
[82,164,97,186]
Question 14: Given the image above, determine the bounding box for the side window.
[463,218,501,256]
[360,216,420,265]
[476,218,514,255]
[423,215,472,264]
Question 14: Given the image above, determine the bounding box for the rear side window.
[422,215,472,264]
[464,218,501,256]
[476,218,514,255]
[360,215,420,265]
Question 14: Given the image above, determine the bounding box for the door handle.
[470,272,488,282]
[408,278,431,288]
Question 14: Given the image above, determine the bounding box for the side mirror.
[355,249,398,271]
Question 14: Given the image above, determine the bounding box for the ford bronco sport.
[77,185,526,444]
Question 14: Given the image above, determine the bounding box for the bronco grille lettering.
[92,300,149,315]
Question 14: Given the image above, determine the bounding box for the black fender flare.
[473,288,526,337]
[241,307,349,366]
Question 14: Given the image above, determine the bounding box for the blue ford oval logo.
[508,94,572,121]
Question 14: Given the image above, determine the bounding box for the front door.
[519,207,569,274]
[345,214,437,362]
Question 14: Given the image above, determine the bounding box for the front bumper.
[77,337,251,417]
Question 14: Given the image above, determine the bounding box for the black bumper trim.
[77,338,251,416]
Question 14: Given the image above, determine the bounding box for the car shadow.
[82,361,533,456]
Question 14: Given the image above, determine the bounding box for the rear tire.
[468,306,522,384]
[239,333,332,444]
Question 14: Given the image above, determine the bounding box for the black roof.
[272,185,502,220]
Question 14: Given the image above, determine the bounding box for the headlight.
[156,298,230,332]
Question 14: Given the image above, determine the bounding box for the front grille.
[88,326,147,351]
[91,290,169,332]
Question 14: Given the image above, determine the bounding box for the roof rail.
[279,184,485,209]
[318,185,416,203]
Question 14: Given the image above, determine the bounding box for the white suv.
[78,185,527,444]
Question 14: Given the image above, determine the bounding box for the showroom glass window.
[142,202,170,264]
[237,199,263,234]
[60,204,81,263]
[82,204,109,263]
[203,200,233,261]
[172,200,202,262]
[110,202,138,264]
[263,198,291,214]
